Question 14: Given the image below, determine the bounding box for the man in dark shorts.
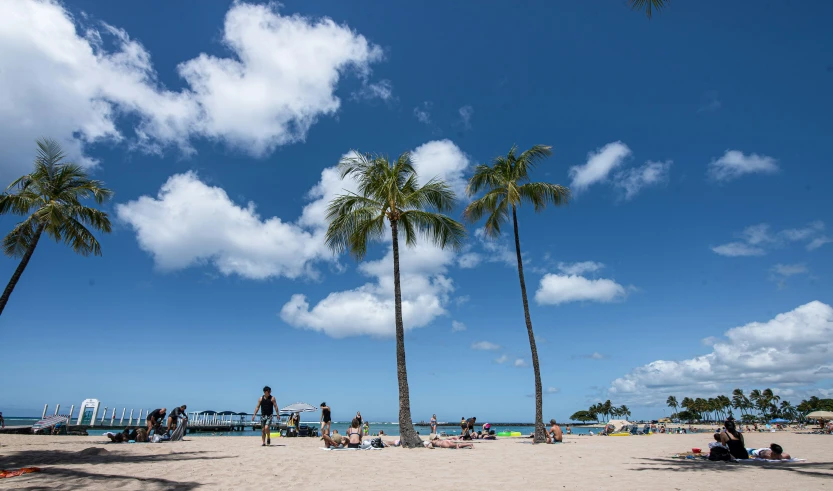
[253,386,279,446]
[167,405,188,433]
[146,408,167,436]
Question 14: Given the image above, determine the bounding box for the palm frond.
[483,197,509,238]
[66,205,112,233]
[57,215,102,256]
[325,194,385,259]
[402,179,457,213]
[0,191,41,216]
[629,0,667,19]
[398,210,466,251]
[462,188,505,224]
[466,163,505,197]
[2,219,38,258]
[513,144,553,182]
[517,182,571,212]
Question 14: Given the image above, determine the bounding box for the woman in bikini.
[430,414,438,435]
[347,418,362,449]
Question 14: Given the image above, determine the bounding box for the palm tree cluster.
[325,145,570,446]
[569,400,631,423]
[667,389,815,423]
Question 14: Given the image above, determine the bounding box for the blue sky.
[1,0,832,422]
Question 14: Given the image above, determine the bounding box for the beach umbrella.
[280,402,318,413]
[806,410,833,420]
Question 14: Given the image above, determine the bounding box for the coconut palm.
[0,139,113,316]
[619,405,631,420]
[666,396,679,419]
[463,144,570,443]
[325,151,466,448]
[629,0,667,19]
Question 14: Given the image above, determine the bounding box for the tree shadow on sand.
[0,447,230,490]
[629,458,833,480]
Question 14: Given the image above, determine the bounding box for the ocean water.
[3,418,598,437]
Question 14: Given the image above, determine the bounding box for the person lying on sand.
[323,434,349,449]
[752,444,791,460]
[427,438,473,449]
[105,432,126,443]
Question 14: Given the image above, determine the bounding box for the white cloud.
[609,301,833,404]
[569,141,632,192]
[557,261,604,276]
[697,91,722,113]
[585,352,607,360]
[457,252,483,269]
[458,105,473,129]
[352,79,393,101]
[465,229,516,268]
[708,150,778,182]
[495,354,509,364]
[535,274,627,305]
[0,1,386,178]
[514,358,528,367]
[451,320,467,332]
[546,387,560,394]
[413,102,432,124]
[771,264,807,277]
[116,172,328,279]
[713,222,828,257]
[711,242,766,257]
[279,140,471,338]
[471,341,501,351]
[409,139,470,198]
[614,160,671,200]
[808,236,832,251]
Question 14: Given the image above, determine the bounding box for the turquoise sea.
[3,417,597,437]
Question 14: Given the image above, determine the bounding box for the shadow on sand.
[629,457,833,480]
[0,447,229,490]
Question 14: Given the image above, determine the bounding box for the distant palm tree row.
[1,139,570,447]
[569,400,631,423]
[667,390,833,423]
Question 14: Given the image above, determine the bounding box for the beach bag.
[370,437,383,448]
[708,446,731,461]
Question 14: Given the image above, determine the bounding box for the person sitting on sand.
[346,418,362,449]
[753,443,791,460]
[718,418,748,460]
[547,419,563,443]
[135,428,148,442]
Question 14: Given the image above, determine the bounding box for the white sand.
[1,432,830,490]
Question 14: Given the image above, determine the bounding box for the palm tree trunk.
[0,223,44,317]
[389,219,421,448]
[511,206,546,443]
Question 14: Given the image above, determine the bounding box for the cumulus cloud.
[457,229,516,269]
[614,160,671,200]
[771,264,808,277]
[573,352,607,360]
[116,172,328,279]
[495,354,509,364]
[279,140,471,338]
[451,320,467,332]
[351,79,394,101]
[546,387,560,394]
[569,141,632,192]
[608,301,833,404]
[713,221,828,256]
[472,341,501,351]
[514,358,528,367]
[557,261,604,276]
[708,150,779,182]
[535,274,627,305]
[0,1,386,178]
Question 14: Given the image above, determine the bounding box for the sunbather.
[752,444,791,460]
[547,419,563,443]
[427,438,473,449]
[323,434,349,448]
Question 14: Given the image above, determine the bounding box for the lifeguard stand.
[76,399,101,426]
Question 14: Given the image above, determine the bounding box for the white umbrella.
[280,402,318,413]
[806,410,833,420]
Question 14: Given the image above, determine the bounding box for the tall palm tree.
[629,0,667,19]
[0,139,113,316]
[619,405,631,420]
[325,151,466,448]
[463,144,570,443]
[667,395,679,418]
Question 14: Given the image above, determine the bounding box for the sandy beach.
[1,432,830,490]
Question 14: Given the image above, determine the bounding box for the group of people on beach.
[706,417,792,461]
[104,404,187,443]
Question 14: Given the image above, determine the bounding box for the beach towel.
[170,418,187,442]
[0,467,41,478]
[321,447,383,451]
[737,458,806,463]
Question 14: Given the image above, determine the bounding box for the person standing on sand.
[430,414,437,434]
[0,411,5,429]
[146,408,166,436]
[252,386,279,446]
[320,402,332,437]
[167,405,188,433]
